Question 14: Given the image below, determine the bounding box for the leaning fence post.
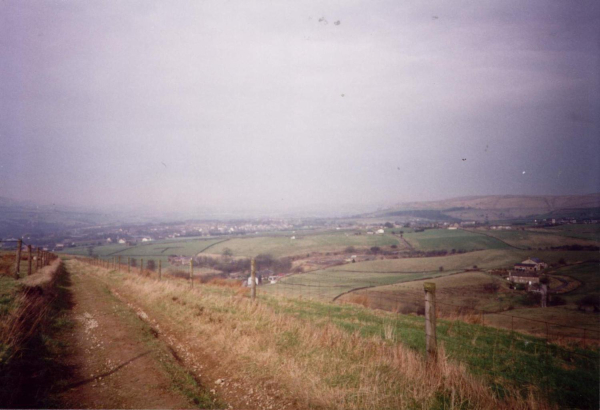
[118,256,121,272]
[141,258,144,275]
[14,239,22,279]
[158,260,162,281]
[36,248,40,270]
[424,282,437,361]
[27,245,32,276]
[128,257,131,273]
[251,258,256,301]
[189,260,193,287]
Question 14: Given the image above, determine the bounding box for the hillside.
[372,194,600,222]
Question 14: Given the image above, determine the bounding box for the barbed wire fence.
[0,239,57,278]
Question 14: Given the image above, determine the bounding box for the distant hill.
[370,194,600,222]
[0,197,115,238]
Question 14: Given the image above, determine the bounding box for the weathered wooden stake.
[128,257,131,273]
[251,258,256,301]
[118,256,121,272]
[141,258,144,276]
[424,282,437,361]
[36,248,40,270]
[189,260,193,286]
[14,239,22,279]
[158,260,162,281]
[27,245,32,276]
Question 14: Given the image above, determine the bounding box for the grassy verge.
[0,260,74,408]
[78,260,599,409]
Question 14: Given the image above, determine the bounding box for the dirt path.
[52,260,216,409]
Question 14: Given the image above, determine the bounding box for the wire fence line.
[1,239,58,278]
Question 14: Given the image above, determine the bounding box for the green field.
[263,269,451,300]
[62,238,227,270]
[205,232,399,258]
[478,228,600,249]
[403,229,508,251]
[543,224,600,241]
[553,262,600,302]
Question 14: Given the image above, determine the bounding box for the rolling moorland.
[1,194,599,409]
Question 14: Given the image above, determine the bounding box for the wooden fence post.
[251,258,256,301]
[27,245,32,276]
[14,239,22,279]
[189,260,193,287]
[158,260,162,281]
[424,282,437,361]
[118,256,121,272]
[128,257,131,273]
[141,258,144,276]
[36,248,40,270]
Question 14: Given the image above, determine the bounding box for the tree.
[384,222,394,229]
[345,246,356,253]
[222,248,233,257]
[370,246,381,254]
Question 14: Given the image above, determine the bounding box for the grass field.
[403,229,509,251]
[485,306,600,341]
[262,269,451,300]
[359,271,519,312]
[475,228,600,249]
[552,262,600,303]
[205,232,400,258]
[543,224,600,241]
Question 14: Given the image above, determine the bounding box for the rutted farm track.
[52,259,294,410]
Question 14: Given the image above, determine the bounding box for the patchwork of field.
[62,238,227,269]
[266,249,599,301]
[472,228,600,249]
[403,229,508,251]
[205,232,400,258]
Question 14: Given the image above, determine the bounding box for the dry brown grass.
[345,294,370,308]
[207,277,243,288]
[0,260,62,352]
[79,260,554,410]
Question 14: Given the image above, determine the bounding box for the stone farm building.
[514,257,548,272]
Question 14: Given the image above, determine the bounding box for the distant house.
[366,231,374,235]
[376,229,385,234]
[290,236,296,240]
[508,271,540,285]
[118,239,126,244]
[55,243,65,250]
[106,238,112,243]
[514,258,547,272]
[141,237,153,242]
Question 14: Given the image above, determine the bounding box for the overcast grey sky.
[1,0,599,215]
